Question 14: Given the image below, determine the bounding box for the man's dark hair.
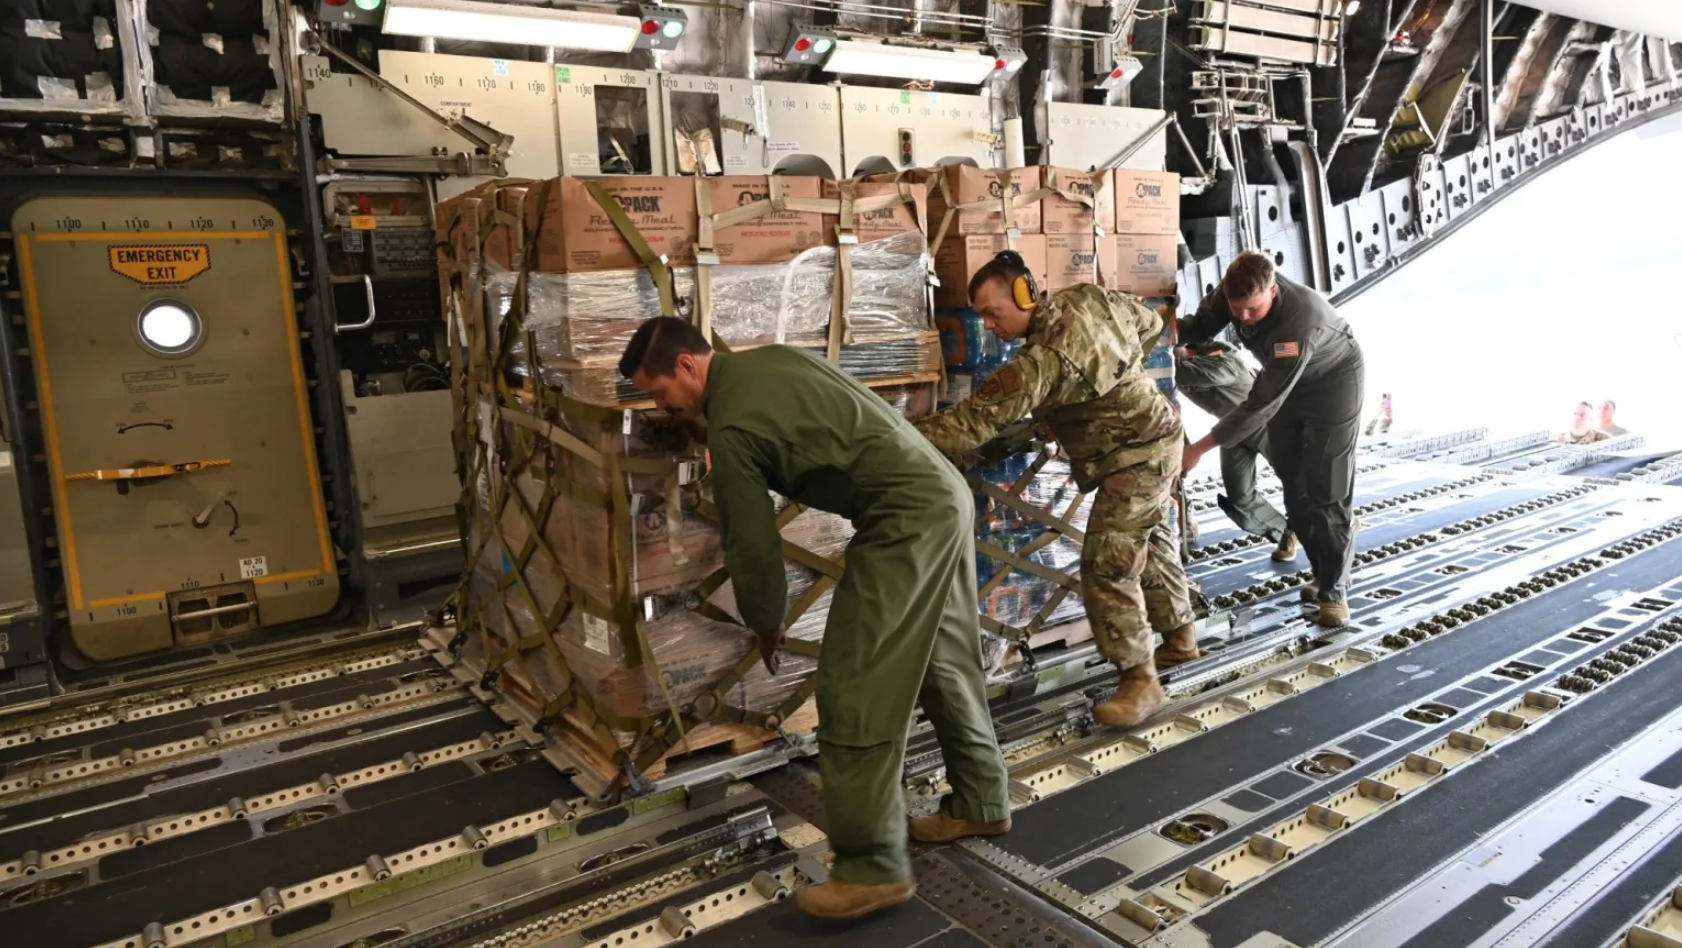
[1603,399,1616,411]
[1578,400,1593,410]
[967,252,1031,305]
[1223,251,1276,301]
[618,316,711,380]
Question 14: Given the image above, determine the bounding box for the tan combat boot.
[1094,666,1165,728]
[1317,600,1350,628]
[909,809,1012,844]
[1271,531,1299,562]
[1153,622,1200,670]
[796,878,916,920]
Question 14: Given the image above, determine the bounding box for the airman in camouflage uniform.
[916,254,1199,728]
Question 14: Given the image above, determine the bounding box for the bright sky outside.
[1180,108,1682,456]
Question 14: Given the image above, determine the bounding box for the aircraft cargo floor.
[4,447,1682,948]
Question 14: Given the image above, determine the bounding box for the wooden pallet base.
[1027,618,1093,651]
[552,699,820,789]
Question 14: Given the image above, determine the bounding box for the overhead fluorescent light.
[382,0,643,52]
[820,39,1001,85]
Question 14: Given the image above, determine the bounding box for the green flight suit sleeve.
[915,345,1071,459]
[1177,286,1231,346]
[708,427,788,637]
[1209,334,1314,449]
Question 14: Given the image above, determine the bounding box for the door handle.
[335,274,378,334]
[65,459,231,483]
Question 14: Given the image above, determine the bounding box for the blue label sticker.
[492,59,510,77]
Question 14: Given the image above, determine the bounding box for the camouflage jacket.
[916,284,1183,491]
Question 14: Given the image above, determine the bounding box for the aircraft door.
[13,196,340,661]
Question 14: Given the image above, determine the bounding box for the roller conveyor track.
[4,458,1682,948]
[979,510,1682,870]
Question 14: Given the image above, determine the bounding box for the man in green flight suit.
[619,317,1012,921]
[1174,341,1296,562]
[915,253,1200,728]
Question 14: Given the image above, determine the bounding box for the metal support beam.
[1481,0,1496,154]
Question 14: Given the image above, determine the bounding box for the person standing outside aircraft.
[1597,400,1626,437]
[1173,341,1295,561]
[1179,252,1365,628]
[915,253,1200,728]
[619,317,1011,922]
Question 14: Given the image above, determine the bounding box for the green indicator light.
[813,38,833,54]
[354,0,382,9]
[662,20,684,37]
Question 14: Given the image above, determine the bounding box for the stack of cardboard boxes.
[926,165,1181,308]
[438,174,940,403]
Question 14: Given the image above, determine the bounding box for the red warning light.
[794,36,812,51]
[641,19,659,33]
[995,58,1006,70]
[324,0,350,6]
[1111,67,1124,78]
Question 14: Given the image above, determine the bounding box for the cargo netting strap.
[966,449,1093,648]
[584,180,676,318]
[1043,169,1111,287]
[927,171,1056,260]
[443,177,926,786]
[695,178,922,361]
[439,177,704,770]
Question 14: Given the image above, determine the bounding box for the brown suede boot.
[796,878,916,920]
[909,810,1012,844]
[1317,600,1350,628]
[1153,622,1200,670]
[1093,666,1165,728]
[1271,531,1299,562]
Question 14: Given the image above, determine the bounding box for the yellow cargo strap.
[583,181,676,318]
[65,459,231,483]
[1044,168,1111,287]
[928,171,1055,259]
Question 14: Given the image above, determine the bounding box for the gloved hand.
[758,626,787,676]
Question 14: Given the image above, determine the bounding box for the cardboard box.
[928,166,1043,237]
[821,179,929,243]
[933,233,1046,310]
[1041,168,1115,236]
[526,177,699,273]
[1045,232,1119,292]
[705,176,829,264]
[1113,170,1181,236]
[1109,233,1180,297]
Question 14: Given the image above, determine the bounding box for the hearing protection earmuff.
[994,250,1039,311]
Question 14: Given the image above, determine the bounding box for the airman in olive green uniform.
[1174,341,1295,560]
[915,254,1199,729]
[619,317,1011,922]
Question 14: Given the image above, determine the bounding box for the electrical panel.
[1042,104,1167,171]
[839,86,993,175]
[658,75,844,178]
[554,64,667,176]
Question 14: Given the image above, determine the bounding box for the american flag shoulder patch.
[1274,341,1301,358]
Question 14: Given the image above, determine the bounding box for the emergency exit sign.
[108,244,212,285]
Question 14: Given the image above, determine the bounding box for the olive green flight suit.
[916,285,1196,671]
[1174,344,1288,542]
[704,346,1010,887]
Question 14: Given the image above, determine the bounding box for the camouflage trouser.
[1081,456,1198,669]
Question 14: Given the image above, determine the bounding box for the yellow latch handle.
[65,459,232,483]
